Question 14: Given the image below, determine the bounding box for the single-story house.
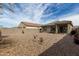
[40,21,73,33]
[18,21,73,33]
[18,22,41,29]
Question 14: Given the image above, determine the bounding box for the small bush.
[22,30,24,34]
[70,30,77,35]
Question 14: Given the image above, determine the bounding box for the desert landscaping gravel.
[0,28,79,56]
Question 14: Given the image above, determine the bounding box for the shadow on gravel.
[0,35,14,49]
[39,34,79,56]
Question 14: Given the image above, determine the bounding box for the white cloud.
[21,4,50,24]
[59,14,79,26]
[0,18,18,27]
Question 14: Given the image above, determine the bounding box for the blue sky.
[0,3,79,27]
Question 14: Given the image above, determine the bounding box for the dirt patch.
[0,28,66,56]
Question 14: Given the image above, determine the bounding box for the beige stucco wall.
[55,25,58,33]
[18,23,40,29]
[18,23,26,28]
[46,26,51,33]
[67,24,73,33]
[26,27,40,29]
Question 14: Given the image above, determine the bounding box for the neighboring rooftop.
[47,21,73,26]
[21,22,41,27]
[19,20,73,27]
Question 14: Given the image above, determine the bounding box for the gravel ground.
[0,28,77,56]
